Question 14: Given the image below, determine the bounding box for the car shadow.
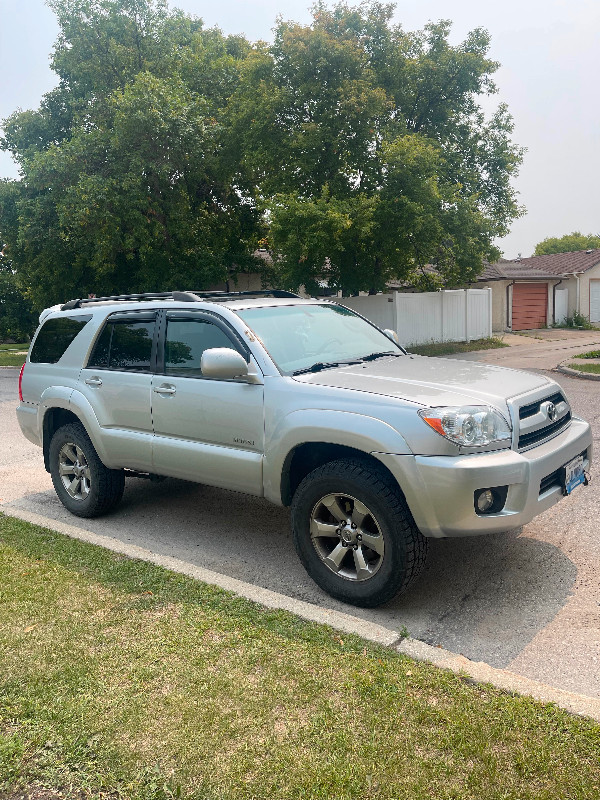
[7,477,577,670]
[387,531,577,668]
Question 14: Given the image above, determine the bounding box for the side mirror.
[383,328,400,344]
[201,348,249,380]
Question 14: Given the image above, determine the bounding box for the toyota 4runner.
[17,290,592,607]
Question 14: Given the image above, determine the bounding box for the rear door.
[151,310,264,495]
[79,311,156,469]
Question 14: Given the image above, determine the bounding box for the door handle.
[153,385,176,395]
[85,377,103,387]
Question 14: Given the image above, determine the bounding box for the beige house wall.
[577,262,600,319]
[474,281,509,331]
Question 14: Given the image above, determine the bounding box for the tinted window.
[88,317,155,371]
[165,318,236,376]
[30,316,92,364]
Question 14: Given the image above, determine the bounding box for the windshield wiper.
[360,351,403,362]
[292,358,362,376]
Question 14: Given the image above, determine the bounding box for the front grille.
[519,391,565,420]
[518,412,571,449]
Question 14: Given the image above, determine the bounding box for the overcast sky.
[1,0,599,258]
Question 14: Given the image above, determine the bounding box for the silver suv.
[17,290,592,607]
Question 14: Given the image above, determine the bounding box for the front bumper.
[376,416,592,538]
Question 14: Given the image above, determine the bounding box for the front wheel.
[49,423,125,518]
[291,459,428,607]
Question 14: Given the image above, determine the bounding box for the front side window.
[165,318,236,377]
[88,316,155,371]
[30,316,92,364]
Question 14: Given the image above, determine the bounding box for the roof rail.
[60,289,300,311]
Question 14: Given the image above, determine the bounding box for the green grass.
[566,362,600,375]
[573,350,600,359]
[0,342,28,350]
[407,337,508,357]
[0,351,26,367]
[0,514,599,800]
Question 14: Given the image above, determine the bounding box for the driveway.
[1,342,598,700]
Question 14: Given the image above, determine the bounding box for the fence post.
[487,287,493,338]
[440,291,445,341]
[464,288,470,343]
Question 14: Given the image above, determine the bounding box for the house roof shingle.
[478,249,600,281]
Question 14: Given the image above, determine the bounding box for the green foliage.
[574,350,600,359]
[232,4,523,292]
[535,232,600,255]
[558,311,595,330]
[0,0,263,308]
[1,0,524,306]
[0,186,36,340]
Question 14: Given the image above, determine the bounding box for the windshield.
[236,303,404,375]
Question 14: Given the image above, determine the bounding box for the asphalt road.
[1,337,598,699]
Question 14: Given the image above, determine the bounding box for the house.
[473,249,600,331]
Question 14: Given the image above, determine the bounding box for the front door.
[151,311,264,495]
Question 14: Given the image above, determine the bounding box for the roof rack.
[60,289,300,311]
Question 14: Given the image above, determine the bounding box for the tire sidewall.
[291,462,412,607]
[49,424,105,516]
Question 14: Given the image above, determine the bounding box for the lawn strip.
[407,338,508,357]
[0,352,26,367]
[0,343,28,351]
[566,362,600,374]
[0,514,599,800]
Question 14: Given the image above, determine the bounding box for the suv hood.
[293,354,552,410]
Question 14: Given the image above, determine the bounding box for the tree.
[0,0,264,308]
[534,232,600,256]
[1,0,524,305]
[0,181,36,341]
[229,2,524,293]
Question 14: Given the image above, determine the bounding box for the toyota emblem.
[545,401,558,422]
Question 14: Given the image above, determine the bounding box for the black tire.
[291,459,428,607]
[49,422,125,518]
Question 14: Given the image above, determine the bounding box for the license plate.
[564,455,585,495]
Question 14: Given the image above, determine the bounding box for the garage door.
[512,283,547,330]
[590,281,600,324]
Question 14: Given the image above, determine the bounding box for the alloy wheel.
[309,493,385,582]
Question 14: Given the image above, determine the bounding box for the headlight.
[418,405,512,448]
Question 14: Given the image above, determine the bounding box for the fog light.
[475,489,495,513]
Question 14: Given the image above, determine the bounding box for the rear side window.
[30,316,92,364]
[88,315,156,371]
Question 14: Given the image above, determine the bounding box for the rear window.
[30,316,92,364]
[88,315,156,371]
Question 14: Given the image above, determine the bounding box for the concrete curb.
[555,360,600,381]
[4,505,600,724]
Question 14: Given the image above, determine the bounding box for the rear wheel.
[291,459,427,607]
[49,423,125,518]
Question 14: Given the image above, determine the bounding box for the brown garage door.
[512,283,547,330]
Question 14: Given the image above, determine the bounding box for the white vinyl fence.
[340,289,493,347]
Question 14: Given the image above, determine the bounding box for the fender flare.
[263,408,412,505]
[41,389,111,470]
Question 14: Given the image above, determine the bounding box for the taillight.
[18,362,25,402]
